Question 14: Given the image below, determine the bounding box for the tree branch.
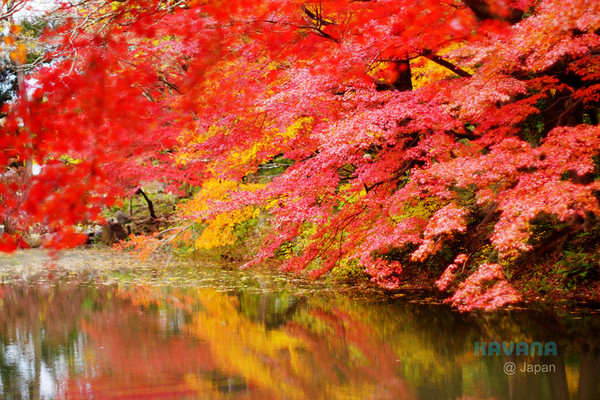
[421,51,472,78]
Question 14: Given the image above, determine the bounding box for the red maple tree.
[1,0,599,309]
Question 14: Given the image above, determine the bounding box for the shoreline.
[1,247,599,312]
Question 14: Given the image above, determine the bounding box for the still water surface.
[0,250,599,399]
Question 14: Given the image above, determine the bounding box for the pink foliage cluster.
[364,259,403,290]
[411,204,467,262]
[447,264,521,312]
[435,254,469,291]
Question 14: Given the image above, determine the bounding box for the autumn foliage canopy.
[1,0,600,309]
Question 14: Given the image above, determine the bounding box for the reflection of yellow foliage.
[183,374,229,399]
[186,289,307,399]
[565,365,579,398]
[109,285,425,399]
[184,289,415,399]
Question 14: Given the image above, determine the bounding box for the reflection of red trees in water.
[178,288,415,400]
[0,280,95,399]
[285,308,415,400]
[2,279,596,399]
[60,286,415,399]
[0,280,87,346]
[63,324,213,399]
[0,280,216,399]
[61,288,216,399]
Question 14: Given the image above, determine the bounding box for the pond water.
[0,249,599,400]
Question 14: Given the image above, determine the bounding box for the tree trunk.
[391,59,412,92]
[136,188,157,220]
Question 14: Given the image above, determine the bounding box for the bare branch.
[421,51,472,78]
